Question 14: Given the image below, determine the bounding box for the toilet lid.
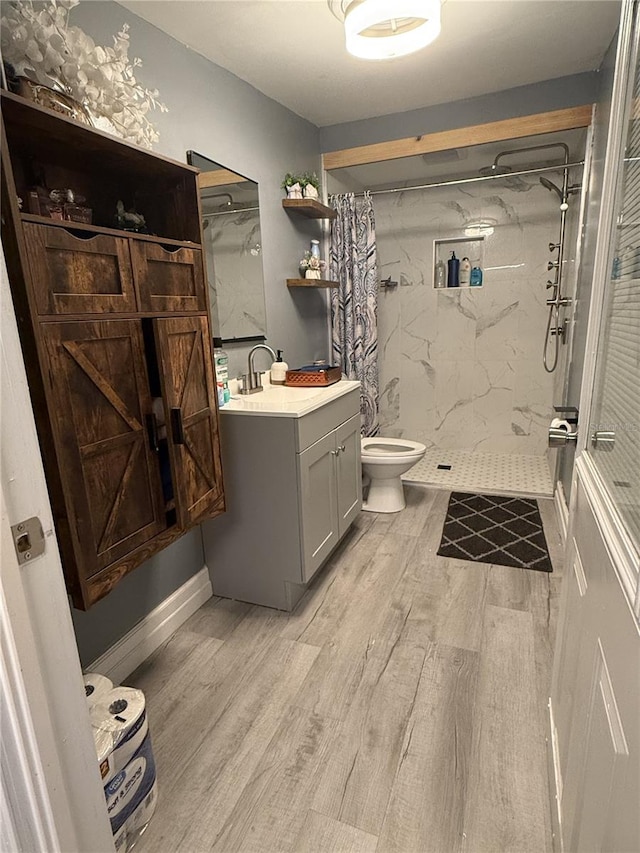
[361,437,426,456]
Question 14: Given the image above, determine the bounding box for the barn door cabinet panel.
[0,91,225,610]
[131,242,207,313]
[23,223,137,316]
[154,316,225,526]
[43,320,167,577]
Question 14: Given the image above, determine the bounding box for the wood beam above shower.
[322,106,593,171]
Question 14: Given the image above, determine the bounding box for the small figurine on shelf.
[115,200,149,233]
[281,173,303,199]
[299,250,326,280]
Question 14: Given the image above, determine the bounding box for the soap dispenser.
[447,251,460,287]
[270,350,288,385]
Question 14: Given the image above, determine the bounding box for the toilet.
[360,437,427,513]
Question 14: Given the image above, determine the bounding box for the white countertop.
[220,377,360,418]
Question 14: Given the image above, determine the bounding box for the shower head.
[540,176,564,200]
[207,192,246,212]
[478,163,513,177]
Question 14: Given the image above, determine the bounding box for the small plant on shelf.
[281,172,303,199]
[299,250,326,280]
[300,171,320,200]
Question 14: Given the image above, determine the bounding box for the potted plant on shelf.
[299,251,326,280]
[282,173,303,199]
[301,171,320,200]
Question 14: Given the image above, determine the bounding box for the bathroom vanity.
[202,379,362,610]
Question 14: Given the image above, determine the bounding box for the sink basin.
[221,378,359,418]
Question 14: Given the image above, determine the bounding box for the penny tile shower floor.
[403,449,554,498]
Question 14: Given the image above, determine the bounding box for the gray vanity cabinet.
[299,413,361,582]
[203,386,362,610]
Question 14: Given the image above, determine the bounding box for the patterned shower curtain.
[329,191,379,436]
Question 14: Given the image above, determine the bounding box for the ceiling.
[118,1,620,127]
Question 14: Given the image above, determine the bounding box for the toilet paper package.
[113,824,127,853]
[83,673,113,707]
[125,778,158,850]
[104,730,156,836]
[90,688,149,784]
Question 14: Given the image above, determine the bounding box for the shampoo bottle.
[459,256,471,286]
[447,251,460,287]
[434,259,446,288]
[270,350,288,385]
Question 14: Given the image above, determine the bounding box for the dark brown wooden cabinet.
[1,90,225,609]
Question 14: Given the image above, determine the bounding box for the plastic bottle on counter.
[270,350,288,385]
[213,337,230,406]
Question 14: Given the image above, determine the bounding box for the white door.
[0,248,113,851]
[550,3,640,851]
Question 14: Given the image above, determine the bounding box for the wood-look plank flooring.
[130,486,563,853]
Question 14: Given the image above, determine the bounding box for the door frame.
[570,0,640,612]
[550,1,640,846]
[1,249,114,851]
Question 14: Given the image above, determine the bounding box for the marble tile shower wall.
[203,209,266,340]
[375,178,573,455]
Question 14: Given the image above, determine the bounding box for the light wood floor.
[130,485,564,853]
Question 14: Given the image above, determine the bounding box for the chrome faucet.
[239,344,277,394]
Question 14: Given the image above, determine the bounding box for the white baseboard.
[88,566,212,685]
[554,481,569,544]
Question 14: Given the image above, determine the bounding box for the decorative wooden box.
[284,366,342,387]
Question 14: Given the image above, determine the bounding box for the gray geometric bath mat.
[437,492,553,572]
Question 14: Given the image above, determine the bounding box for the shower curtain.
[329,191,379,436]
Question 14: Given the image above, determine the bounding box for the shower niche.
[433,235,485,288]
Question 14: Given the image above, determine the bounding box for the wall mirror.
[187,151,267,343]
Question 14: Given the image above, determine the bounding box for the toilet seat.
[361,437,426,459]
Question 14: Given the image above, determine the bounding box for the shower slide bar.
[351,161,584,198]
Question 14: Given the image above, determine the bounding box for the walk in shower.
[327,130,590,497]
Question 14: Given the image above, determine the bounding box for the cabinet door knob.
[339,444,346,453]
[170,408,185,445]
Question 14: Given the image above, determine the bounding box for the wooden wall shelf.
[287,278,338,288]
[282,198,337,220]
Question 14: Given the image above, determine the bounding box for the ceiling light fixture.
[330,0,442,61]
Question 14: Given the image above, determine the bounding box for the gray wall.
[69,0,326,663]
[320,72,599,152]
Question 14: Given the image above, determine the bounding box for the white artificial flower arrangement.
[0,0,168,149]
